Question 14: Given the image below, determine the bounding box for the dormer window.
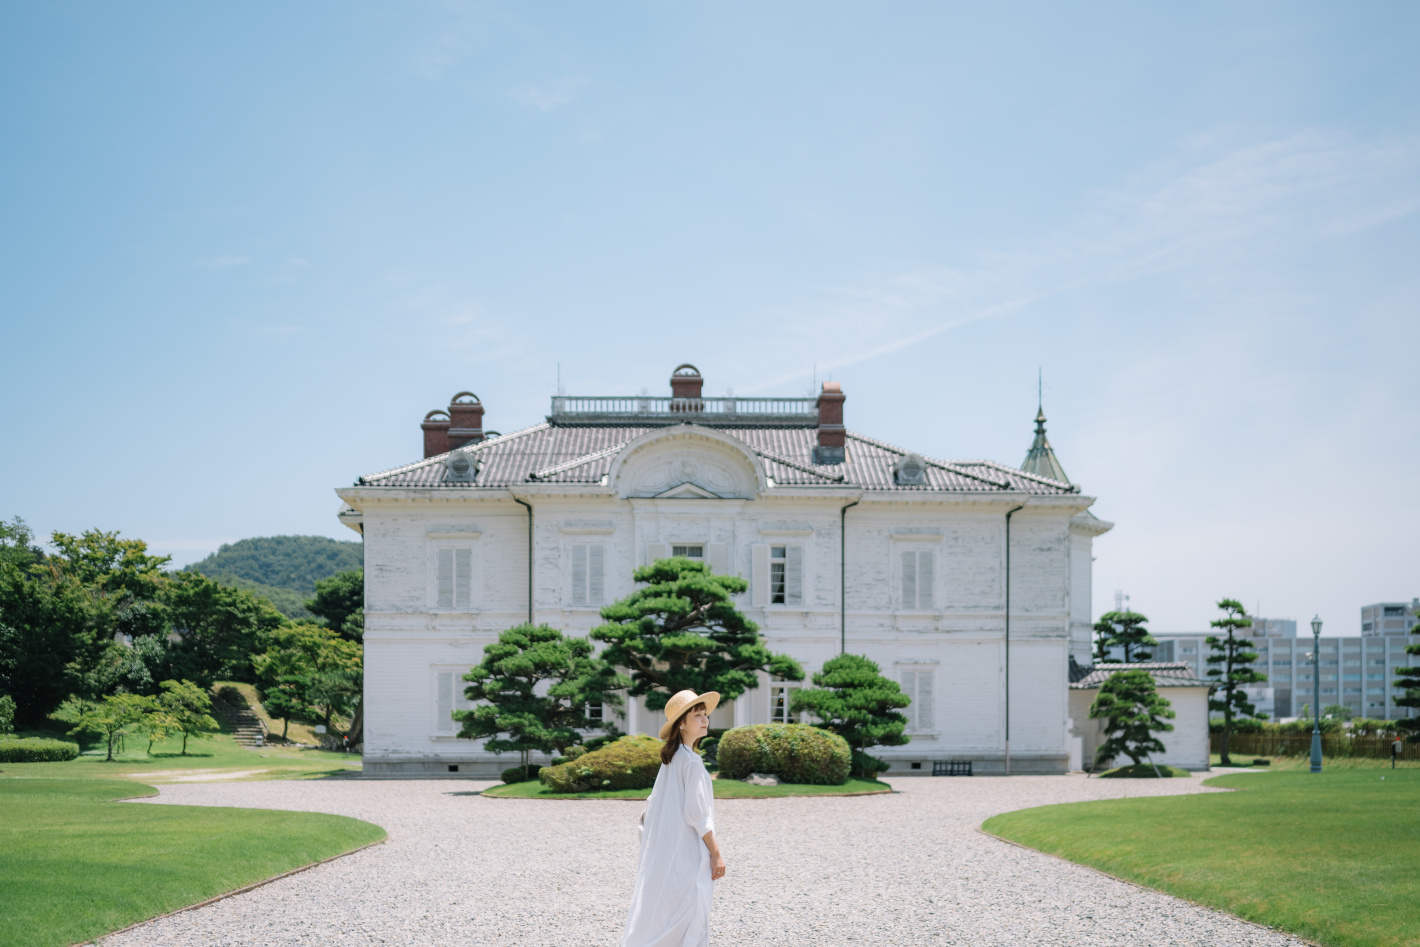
[894,453,927,486]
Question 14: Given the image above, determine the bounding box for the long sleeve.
[680,749,714,837]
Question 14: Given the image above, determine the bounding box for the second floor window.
[570,543,605,606]
[436,547,472,609]
[770,546,802,605]
[900,549,935,610]
[672,544,704,559]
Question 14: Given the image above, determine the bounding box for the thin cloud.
[745,129,1420,392]
[511,77,587,111]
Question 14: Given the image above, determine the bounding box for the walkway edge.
[83,837,388,946]
[975,825,1322,947]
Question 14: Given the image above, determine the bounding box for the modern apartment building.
[1153,630,1415,721]
[1361,600,1419,637]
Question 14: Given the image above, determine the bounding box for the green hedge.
[539,735,661,793]
[0,737,81,763]
[717,724,850,785]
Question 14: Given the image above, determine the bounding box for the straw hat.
[658,689,721,741]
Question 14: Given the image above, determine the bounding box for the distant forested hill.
[184,535,363,619]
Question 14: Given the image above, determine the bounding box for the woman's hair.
[659,701,707,766]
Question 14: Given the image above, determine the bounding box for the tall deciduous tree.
[306,569,364,641]
[157,679,220,755]
[1395,616,1420,734]
[590,557,802,712]
[1206,598,1266,765]
[67,693,157,761]
[456,623,628,777]
[163,571,287,684]
[789,654,910,777]
[1089,669,1175,773]
[1095,611,1156,663]
[253,623,362,733]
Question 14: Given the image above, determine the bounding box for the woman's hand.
[703,830,726,880]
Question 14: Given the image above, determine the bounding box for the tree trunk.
[182,731,188,755]
[1219,718,1232,766]
[282,716,290,740]
[106,730,115,762]
[346,697,364,746]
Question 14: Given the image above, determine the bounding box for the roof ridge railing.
[549,395,820,427]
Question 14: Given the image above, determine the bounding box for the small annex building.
[336,364,1114,776]
[1068,661,1211,771]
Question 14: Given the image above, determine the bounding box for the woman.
[621,689,726,947]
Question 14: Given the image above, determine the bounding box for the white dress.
[621,743,716,947]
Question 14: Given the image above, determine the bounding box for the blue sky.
[2,2,1416,634]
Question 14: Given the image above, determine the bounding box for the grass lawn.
[4,730,361,782]
[982,768,1420,947]
[482,776,892,799]
[0,778,385,947]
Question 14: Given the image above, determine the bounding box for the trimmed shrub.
[550,745,589,766]
[0,737,81,763]
[539,734,661,793]
[501,765,538,784]
[717,724,850,785]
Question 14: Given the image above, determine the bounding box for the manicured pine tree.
[1091,619,1115,663]
[1392,614,1420,733]
[590,557,803,713]
[1094,610,1156,663]
[457,623,629,779]
[789,654,911,778]
[1206,598,1266,765]
[1089,668,1175,774]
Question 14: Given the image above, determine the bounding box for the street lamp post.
[1310,614,1323,774]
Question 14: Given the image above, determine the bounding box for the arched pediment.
[608,426,765,499]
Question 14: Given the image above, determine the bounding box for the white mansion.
[337,364,1113,776]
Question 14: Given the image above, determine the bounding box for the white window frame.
[432,666,477,738]
[897,546,936,612]
[427,533,478,612]
[671,543,705,560]
[753,543,803,607]
[568,541,606,607]
[898,665,936,735]
[769,680,804,723]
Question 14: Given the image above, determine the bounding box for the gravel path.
[102,772,1305,947]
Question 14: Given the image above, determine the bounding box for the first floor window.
[570,543,605,606]
[900,549,935,610]
[770,681,802,723]
[434,669,474,734]
[436,547,472,609]
[900,667,934,732]
[585,701,604,723]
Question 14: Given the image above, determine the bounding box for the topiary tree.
[590,557,803,713]
[789,654,909,778]
[1095,610,1156,663]
[1394,616,1420,734]
[157,679,220,755]
[1206,598,1266,765]
[1089,669,1175,775]
[457,624,628,779]
[716,723,851,784]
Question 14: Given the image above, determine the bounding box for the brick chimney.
[670,363,703,413]
[447,392,485,449]
[421,410,451,458]
[814,381,846,465]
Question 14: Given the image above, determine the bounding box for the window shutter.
[588,543,604,604]
[917,551,934,609]
[707,542,729,575]
[916,669,933,731]
[900,670,916,729]
[751,544,770,606]
[646,542,670,565]
[436,671,455,733]
[437,548,454,609]
[785,546,803,606]
[454,548,472,609]
[900,550,916,610]
[571,544,587,606]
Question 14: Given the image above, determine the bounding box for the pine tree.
[1393,615,1420,734]
[1206,598,1266,765]
[789,654,910,778]
[1095,611,1156,662]
[457,624,628,778]
[1089,669,1175,773]
[590,557,802,712]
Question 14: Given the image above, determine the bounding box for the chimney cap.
[451,392,481,404]
[671,364,701,378]
[820,381,842,394]
[424,409,451,422]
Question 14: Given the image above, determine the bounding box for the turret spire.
[1020,377,1070,484]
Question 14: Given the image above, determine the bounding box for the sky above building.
[2,2,1416,635]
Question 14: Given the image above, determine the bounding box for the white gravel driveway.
[103,773,1304,947]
